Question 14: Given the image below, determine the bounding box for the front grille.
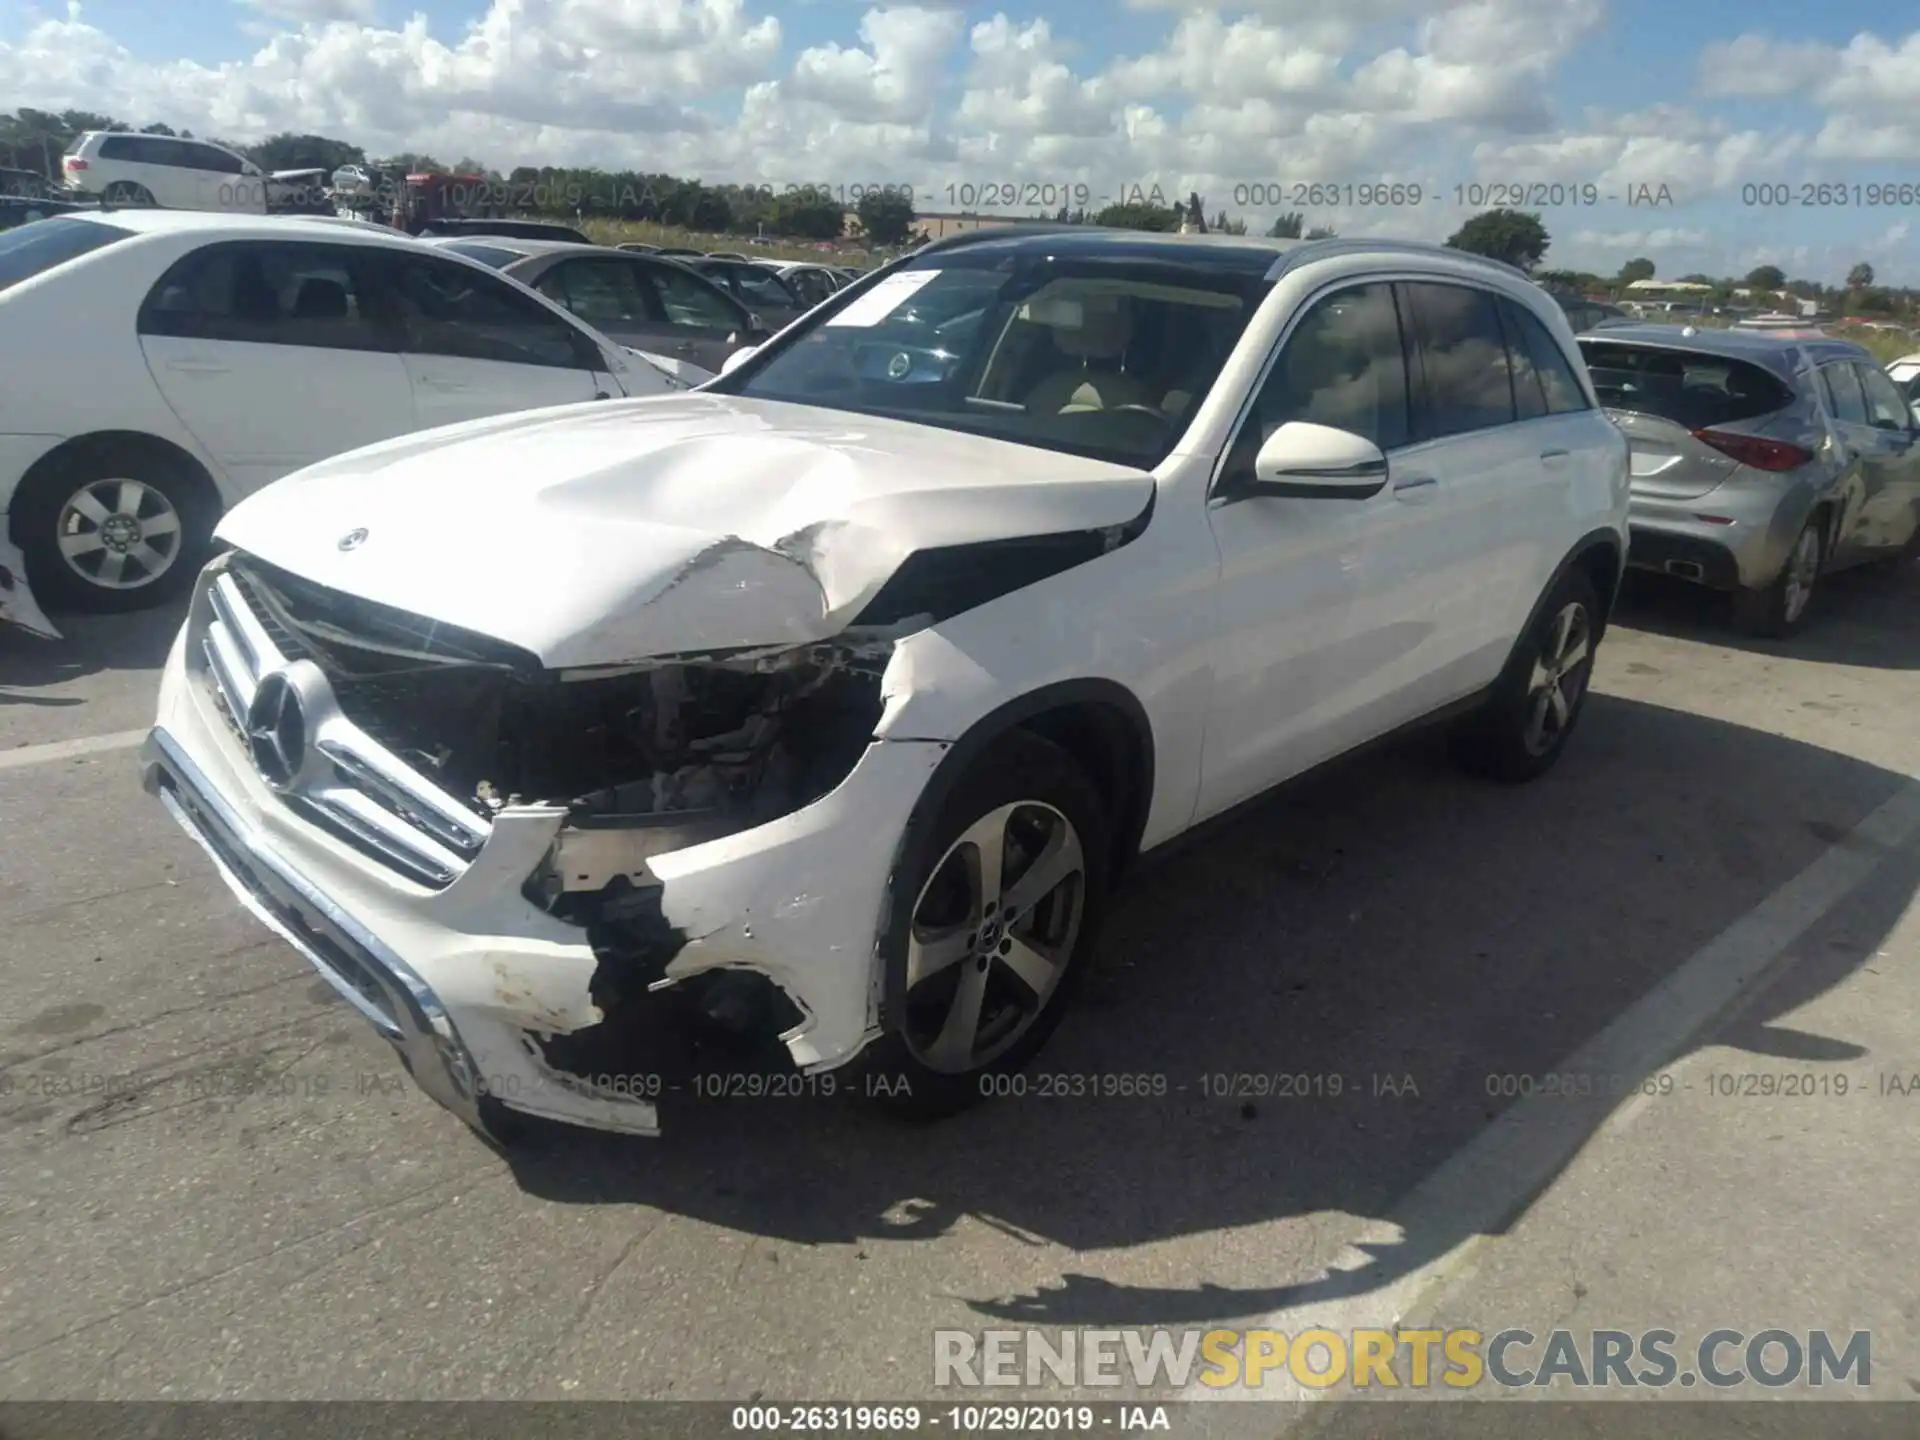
[194,561,493,889]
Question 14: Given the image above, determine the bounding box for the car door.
[137,239,416,495]
[1196,279,1435,819]
[1386,280,1538,705]
[1493,293,1618,647]
[1816,360,1883,566]
[635,259,757,371]
[372,250,614,428]
[1849,361,1920,555]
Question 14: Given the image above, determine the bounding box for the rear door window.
[1578,342,1795,429]
[538,258,656,326]
[137,240,388,351]
[1401,281,1517,439]
[0,217,134,294]
[1501,300,1589,416]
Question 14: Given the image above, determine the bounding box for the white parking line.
[0,728,149,771]
[1186,776,1920,1412]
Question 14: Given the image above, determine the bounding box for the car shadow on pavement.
[0,598,187,702]
[1616,558,1920,670]
[495,692,1918,1330]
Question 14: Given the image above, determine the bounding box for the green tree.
[1268,210,1304,238]
[1618,256,1656,285]
[1445,208,1550,271]
[1091,201,1183,231]
[857,189,916,247]
[252,132,367,174]
[1744,264,1785,291]
[1304,225,1338,240]
[1846,262,1875,290]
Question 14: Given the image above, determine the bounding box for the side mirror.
[721,345,759,377]
[1228,422,1389,500]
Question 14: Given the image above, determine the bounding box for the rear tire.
[1452,567,1601,784]
[12,444,215,613]
[1732,514,1822,638]
[860,729,1111,1121]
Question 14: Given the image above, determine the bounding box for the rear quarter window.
[0,218,134,294]
[1577,341,1795,429]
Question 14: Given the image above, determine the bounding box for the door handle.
[1392,475,1438,502]
[165,358,229,374]
[1540,448,1571,464]
[417,376,472,391]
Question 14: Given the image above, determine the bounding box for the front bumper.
[0,533,58,639]
[143,598,947,1141]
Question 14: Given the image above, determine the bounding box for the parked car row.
[1578,323,1920,634]
[0,210,710,635]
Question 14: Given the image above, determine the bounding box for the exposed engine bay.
[224,555,902,1077]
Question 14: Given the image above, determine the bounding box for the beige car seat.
[1023,296,1156,414]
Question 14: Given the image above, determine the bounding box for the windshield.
[717,252,1268,467]
[0,217,134,295]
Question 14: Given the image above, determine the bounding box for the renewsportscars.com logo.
[933,1327,1873,1391]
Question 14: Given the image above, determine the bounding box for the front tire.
[1732,514,1822,638]
[861,729,1111,1121]
[1452,567,1601,784]
[12,446,215,613]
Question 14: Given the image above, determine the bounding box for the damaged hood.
[215,394,1154,668]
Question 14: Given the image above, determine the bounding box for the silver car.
[1889,352,1920,425]
[1580,325,1920,635]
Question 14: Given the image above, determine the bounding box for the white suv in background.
[62,132,267,212]
[142,225,1631,1146]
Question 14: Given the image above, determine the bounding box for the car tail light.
[64,158,87,170]
[1691,429,1813,471]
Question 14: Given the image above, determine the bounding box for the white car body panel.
[214,394,1156,668]
[0,210,677,634]
[143,237,1630,1140]
[139,333,417,494]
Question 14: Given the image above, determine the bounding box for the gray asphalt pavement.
[2,562,1918,1414]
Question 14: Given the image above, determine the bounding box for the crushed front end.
[142,551,945,1141]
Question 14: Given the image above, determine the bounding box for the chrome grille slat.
[302,789,463,886]
[187,560,492,889]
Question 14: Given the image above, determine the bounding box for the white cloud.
[239,0,379,23]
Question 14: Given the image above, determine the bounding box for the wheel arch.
[887,678,1157,894]
[9,430,222,545]
[1506,528,1624,672]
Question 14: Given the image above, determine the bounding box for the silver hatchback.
[1579,325,1920,635]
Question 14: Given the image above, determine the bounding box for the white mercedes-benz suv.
[142,226,1630,1144]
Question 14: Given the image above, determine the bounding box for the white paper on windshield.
[826,269,942,327]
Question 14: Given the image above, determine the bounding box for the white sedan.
[0,210,688,633]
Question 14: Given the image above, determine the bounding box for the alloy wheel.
[1782,525,1821,625]
[1522,601,1593,757]
[901,801,1087,1074]
[55,478,183,591]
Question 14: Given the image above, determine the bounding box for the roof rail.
[1268,236,1535,284]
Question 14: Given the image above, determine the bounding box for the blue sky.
[2,0,1917,283]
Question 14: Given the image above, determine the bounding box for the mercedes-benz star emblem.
[338,528,369,551]
[245,671,307,789]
